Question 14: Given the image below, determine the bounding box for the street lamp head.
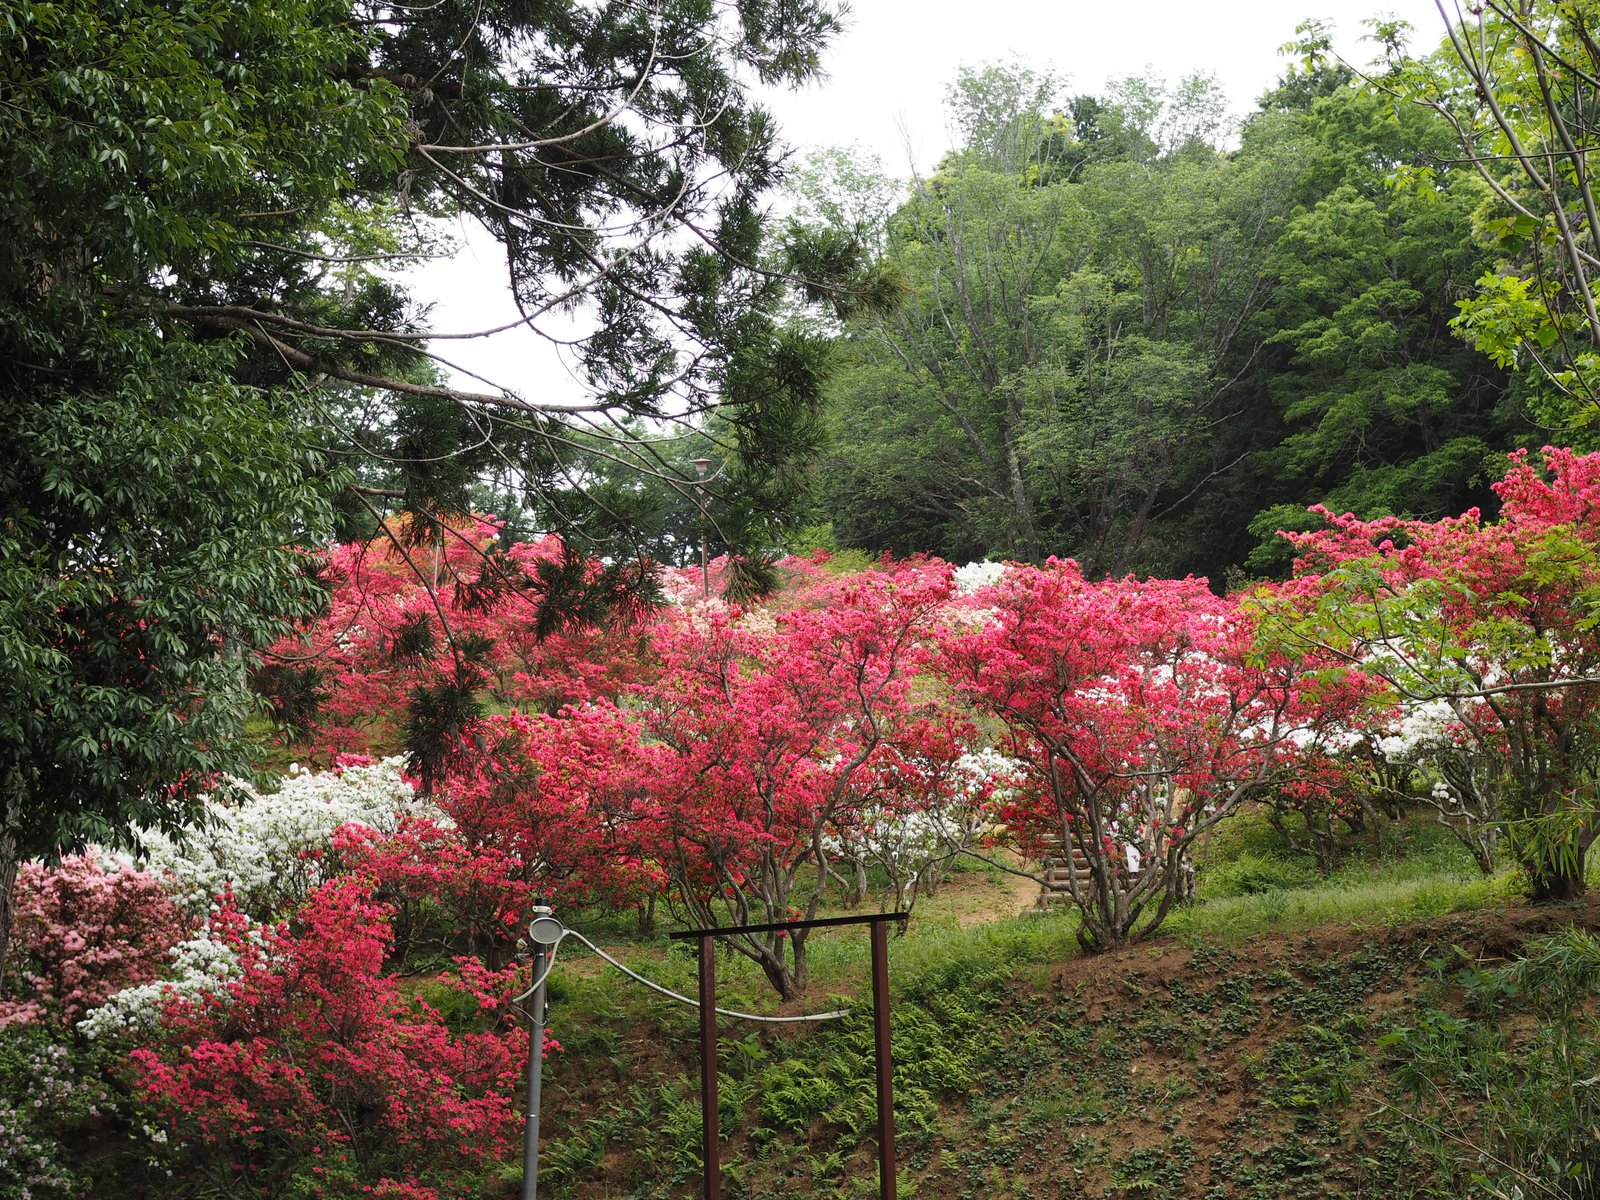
[691,457,711,479]
[527,914,564,946]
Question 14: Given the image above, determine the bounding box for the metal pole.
[698,933,721,1200]
[522,914,552,1200]
[692,457,711,600]
[667,913,907,1200]
[870,919,897,1200]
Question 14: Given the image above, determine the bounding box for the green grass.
[1168,868,1515,945]
[548,909,1084,1023]
[1163,805,1521,943]
[520,806,1592,1200]
[549,808,1526,1017]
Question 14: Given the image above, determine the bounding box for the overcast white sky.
[412,0,1450,401]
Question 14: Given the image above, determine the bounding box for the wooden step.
[1043,861,1083,875]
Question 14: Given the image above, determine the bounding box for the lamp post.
[521,903,563,1200]
[692,456,711,600]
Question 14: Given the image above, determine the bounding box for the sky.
[410,0,1451,401]
[758,0,1445,176]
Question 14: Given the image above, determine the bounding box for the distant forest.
[787,61,1535,582]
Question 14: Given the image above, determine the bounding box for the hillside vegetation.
[517,821,1596,1200]
[15,7,1600,1200]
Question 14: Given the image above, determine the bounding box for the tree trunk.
[0,848,17,1001]
[1004,440,1041,562]
[1110,481,1162,577]
[791,935,807,996]
[755,935,806,1000]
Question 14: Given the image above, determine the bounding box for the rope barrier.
[512,926,849,1024]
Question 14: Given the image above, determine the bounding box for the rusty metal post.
[698,933,720,1200]
[669,912,907,1200]
[870,919,896,1200]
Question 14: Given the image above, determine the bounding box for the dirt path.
[935,855,1042,926]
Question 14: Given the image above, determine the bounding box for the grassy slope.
[520,815,1593,1200]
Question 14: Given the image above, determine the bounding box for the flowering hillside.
[10,449,1600,1195]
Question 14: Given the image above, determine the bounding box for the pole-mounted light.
[521,900,563,1200]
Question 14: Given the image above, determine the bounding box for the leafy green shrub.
[1202,851,1317,897]
[0,1024,117,1197]
[1380,927,1600,1198]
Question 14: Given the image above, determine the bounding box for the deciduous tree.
[1264,446,1600,901]
[943,561,1367,948]
[636,561,966,997]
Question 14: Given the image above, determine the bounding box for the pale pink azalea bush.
[0,854,190,1028]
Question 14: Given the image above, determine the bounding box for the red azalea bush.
[437,707,669,920]
[0,854,190,1028]
[329,816,534,969]
[259,521,653,765]
[1268,446,1600,900]
[942,561,1371,949]
[130,876,524,1199]
[633,559,970,997]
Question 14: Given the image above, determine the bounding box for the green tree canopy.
[1237,74,1524,573]
[801,52,1532,581]
[808,66,1300,574]
[0,0,846,982]
[1362,2,1600,423]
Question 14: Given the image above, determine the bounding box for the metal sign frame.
[668,912,909,1200]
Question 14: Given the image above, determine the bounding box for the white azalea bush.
[53,760,431,1047]
[1374,698,1502,873]
[135,757,440,917]
[826,748,1022,910]
[952,560,1008,596]
[78,914,269,1041]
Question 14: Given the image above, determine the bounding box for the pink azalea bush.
[1268,446,1600,899]
[0,854,190,1028]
